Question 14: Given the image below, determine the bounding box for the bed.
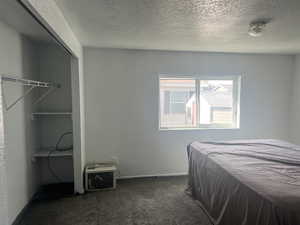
[187,139,300,225]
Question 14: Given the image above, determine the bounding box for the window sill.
[159,127,240,131]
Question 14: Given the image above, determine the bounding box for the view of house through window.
[160,79,196,128]
[159,77,240,129]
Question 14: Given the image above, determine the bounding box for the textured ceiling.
[54,0,300,53]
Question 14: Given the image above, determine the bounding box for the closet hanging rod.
[1,75,61,111]
[1,75,61,88]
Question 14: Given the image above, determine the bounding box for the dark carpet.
[19,176,211,225]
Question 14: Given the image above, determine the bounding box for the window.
[159,76,240,129]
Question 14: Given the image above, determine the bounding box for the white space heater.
[85,163,117,191]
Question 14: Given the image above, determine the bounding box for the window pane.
[199,80,234,126]
[160,79,197,128]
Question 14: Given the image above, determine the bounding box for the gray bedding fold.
[187,139,300,225]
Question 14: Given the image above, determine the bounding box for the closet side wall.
[0,20,40,224]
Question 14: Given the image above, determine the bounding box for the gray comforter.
[187,139,300,225]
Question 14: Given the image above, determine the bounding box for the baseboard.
[11,187,42,225]
[117,172,188,180]
[11,199,33,225]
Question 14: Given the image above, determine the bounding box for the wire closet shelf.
[1,75,61,111]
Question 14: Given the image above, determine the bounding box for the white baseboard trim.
[117,172,188,180]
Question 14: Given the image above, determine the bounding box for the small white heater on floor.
[85,163,117,191]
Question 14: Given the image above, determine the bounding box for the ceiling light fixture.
[248,20,270,37]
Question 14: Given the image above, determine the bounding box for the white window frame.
[159,75,241,130]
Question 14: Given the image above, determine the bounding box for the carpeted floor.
[19,176,211,225]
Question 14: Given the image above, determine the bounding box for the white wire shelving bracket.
[1,75,61,111]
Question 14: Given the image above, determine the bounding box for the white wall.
[0,20,39,224]
[290,55,300,144]
[84,48,294,177]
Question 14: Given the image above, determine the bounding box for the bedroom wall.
[83,48,294,178]
[0,20,39,224]
[290,55,300,144]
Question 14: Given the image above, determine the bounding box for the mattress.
[187,139,300,225]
